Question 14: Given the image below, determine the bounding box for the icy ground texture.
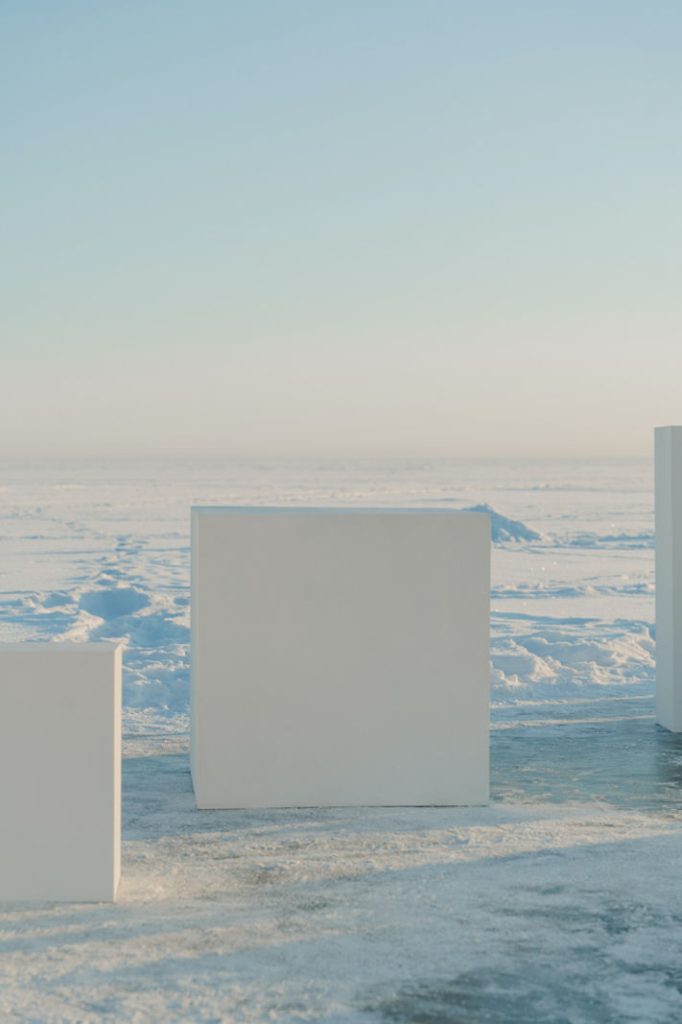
[2,457,676,1023]
[3,722,682,1023]
[0,457,655,733]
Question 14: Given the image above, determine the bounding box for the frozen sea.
[3,457,682,1023]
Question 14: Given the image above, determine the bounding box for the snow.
[0,457,656,729]
[465,502,545,543]
[2,457,682,1022]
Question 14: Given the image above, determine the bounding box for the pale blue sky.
[2,1,681,457]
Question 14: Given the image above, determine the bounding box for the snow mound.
[491,617,655,700]
[465,504,543,544]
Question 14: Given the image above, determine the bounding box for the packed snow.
[2,457,681,1023]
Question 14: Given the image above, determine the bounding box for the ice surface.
[3,457,680,1023]
[3,722,682,1022]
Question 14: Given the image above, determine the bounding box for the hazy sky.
[2,1,681,458]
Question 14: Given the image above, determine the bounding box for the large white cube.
[0,644,121,902]
[191,508,490,808]
[656,426,682,731]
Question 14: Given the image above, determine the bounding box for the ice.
[2,721,682,1022]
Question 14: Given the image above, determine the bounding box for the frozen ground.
[2,457,681,1023]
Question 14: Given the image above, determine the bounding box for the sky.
[2,0,681,458]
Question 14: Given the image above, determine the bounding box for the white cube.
[656,426,682,731]
[191,508,490,808]
[0,644,121,902]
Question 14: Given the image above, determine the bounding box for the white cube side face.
[0,644,121,902]
[656,427,682,731]
[191,509,490,808]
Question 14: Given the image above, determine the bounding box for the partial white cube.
[0,644,121,902]
[656,426,682,731]
[191,508,490,808]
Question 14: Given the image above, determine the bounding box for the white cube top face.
[191,508,490,808]
[0,644,121,902]
[655,427,682,731]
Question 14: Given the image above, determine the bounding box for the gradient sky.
[2,1,681,458]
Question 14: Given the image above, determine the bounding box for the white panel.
[0,644,121,902]
[191,508,489,808]
[656,427,682,731]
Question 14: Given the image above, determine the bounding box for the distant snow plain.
[0,457,655,733]
[4,457,681,1024]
